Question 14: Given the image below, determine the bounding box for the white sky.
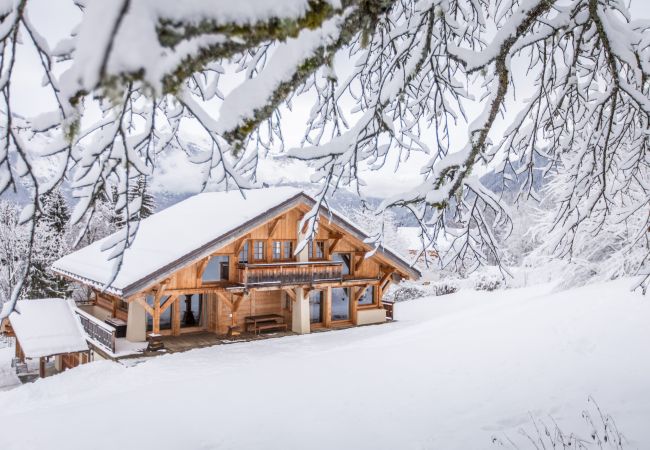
[12,1,650,199]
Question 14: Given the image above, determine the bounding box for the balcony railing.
[238,261,343,287]
[75,307,116,353]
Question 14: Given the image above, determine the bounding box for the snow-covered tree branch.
[1,0,649,315]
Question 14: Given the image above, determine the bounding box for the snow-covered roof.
[9,299,88,359]
[53,187,420,297]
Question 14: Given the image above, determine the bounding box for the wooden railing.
[238,261,343,287]
[75,308,116,354]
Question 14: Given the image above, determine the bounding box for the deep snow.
[0,280,648,449]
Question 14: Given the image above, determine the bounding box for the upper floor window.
[272,241,282,260]
[309,240,325,260]
[239,241,249,263]
[283,241,294,259]
[203,255,230,282]
[272,240,294,260]
[252,240,265,261]
[332,253,351,275]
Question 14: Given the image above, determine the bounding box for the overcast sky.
[11,1,650,199]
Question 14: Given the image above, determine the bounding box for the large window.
[272,240,294,260]
[181,294,204,328]
[239,241,249,263]
[202,255,229,282]
[146,295,173,331]
[331,288,350,321]
[309,240,325,260]
[309,290,323,324]
[252,240,265,261]
[358,286,375,306]
[332,253,351,275]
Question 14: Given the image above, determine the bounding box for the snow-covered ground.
[0,280,648,449]
[0,346,20,391]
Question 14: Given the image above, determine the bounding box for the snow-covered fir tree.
[127,176,156,221]
[24,189,73,299]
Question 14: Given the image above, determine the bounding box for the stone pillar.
[292,217,311,334]
[296,218,309,263]
[126,300,147,342]
[292,287,310,334]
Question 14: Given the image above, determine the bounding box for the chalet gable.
[52,187,420,297]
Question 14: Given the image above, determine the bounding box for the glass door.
[331,287,350,321]
[309,290,323,324]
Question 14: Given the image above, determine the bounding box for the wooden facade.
[66,197,418,351]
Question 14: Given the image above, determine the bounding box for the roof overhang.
[54,192,421,297]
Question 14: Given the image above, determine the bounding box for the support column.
[292,216,312,334]
[323,287,332,328]
[126,300,147,342]
[350,287,358,325]
[172,297,181,336]
[292,288,310,334]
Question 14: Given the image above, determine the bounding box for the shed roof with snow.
[53,187,420,297]
[8,299,88,359]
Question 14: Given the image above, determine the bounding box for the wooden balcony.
[75,307,116,353]
[238,261,343,287]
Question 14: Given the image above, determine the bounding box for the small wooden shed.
[4,298,89,379]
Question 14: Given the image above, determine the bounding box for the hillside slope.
[0,280,648,449]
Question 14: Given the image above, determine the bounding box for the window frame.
[357,285,377,308]
[272,241,282,260]
[239,241,249,263]
[283,240,294,260]
[272,240,295,261]
[309,240,326,260]
[252,240,266,261]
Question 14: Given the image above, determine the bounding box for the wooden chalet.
[52,187,420,358]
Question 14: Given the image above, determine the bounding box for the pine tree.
[41,189,70,233]
[128,176,156,220]
[25,188,73,299]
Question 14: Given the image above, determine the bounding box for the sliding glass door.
[331,288,350,321]
[309,290,323,324]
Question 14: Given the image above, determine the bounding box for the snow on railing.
[75,307,116,353]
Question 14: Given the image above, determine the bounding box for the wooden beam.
[152,281,169,335]
[172,296,181,336]
[132,295,154,316]
[379,269,393,290]
[197,257,211,280]
[234,234,250,257]
[160,294,179,315]
[323,287,332,328]
[329,234,343,254]
[230,293,246,326]
[353,253,364,274]
[164,286,229,294]
[215,291,233,310]
[352,285,369,304]
[267,216,282,238]
[282,288,296,302]
[350,287,360,325]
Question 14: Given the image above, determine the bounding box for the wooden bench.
[245,314,285,333]
[253,322,288,334]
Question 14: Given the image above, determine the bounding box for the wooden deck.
[158,330,296,354]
